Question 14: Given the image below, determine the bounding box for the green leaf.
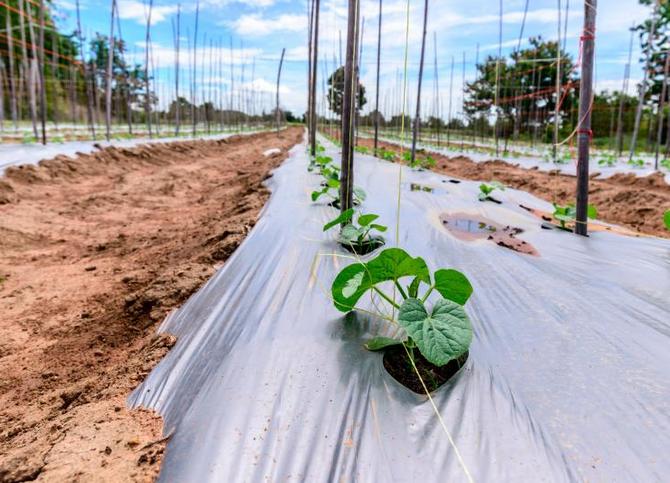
[331,248,431,312]
[434,269,473,305]
[479,184,493,195]
[587,204,598,219]
[323,209,354,232]
[664,210,670,231]
[398,298,472,367]
[311,188,327,202]
[365,336,404,351]
[358,213,379,226]
[340,224,362,242]
[327,178,340,189]
[369,223,388,232]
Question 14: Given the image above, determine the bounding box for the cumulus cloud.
[117,0,179,26]
[229,13,307,36]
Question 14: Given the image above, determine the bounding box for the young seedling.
[627,158,645,169]
[376,148,397,162]
[552,203,598,231]
[331,248,474,369]
[664,210,670,231]
[354,145,370,154]
[323,208,387,254]
[311,178,366,207]
[660,159,670,170]
[478,181,505,203]
[597,154,617,167]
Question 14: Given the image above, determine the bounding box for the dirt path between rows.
[0,127,303,482]
[357,138,670,239]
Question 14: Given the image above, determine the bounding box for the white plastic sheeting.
[368,134,670,183]
[129,136,670,482]
[0,130,265,175]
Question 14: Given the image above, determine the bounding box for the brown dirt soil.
[357,138,670,238]
[0,127,303,482]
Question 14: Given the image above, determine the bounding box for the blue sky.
[51,0,653,118]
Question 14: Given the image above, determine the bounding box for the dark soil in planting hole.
[383,346,468,394]
[341,236,385,255]
[440,213,539,256]
[329,198,361,209]
[404,182,446,195]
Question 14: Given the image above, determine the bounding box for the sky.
[50,0,654,119]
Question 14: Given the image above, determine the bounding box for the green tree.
[326,66,367,116]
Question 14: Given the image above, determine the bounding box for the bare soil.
[358,138,670,239]
[0,127,302,482]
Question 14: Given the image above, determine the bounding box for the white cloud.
[229,13,307,36]
[117,0,179,26]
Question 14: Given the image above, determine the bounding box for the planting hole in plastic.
[441,213,539,256]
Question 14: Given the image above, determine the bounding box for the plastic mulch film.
[129,136,670,482]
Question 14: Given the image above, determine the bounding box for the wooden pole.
[629,3,658,161]
[373,0,382,154]
[340,0,359,213]
[494,0,502,156]
[173,5,181,135]
[433,32,440,148]
[105,0,116,141]
[144,0,154,137]
[309,0,320,156]
[553,0,562,162]
[447,55,454,147]
[410,0,429,165]
[615,25,634,157]
[461,51,466,150]
[191,1,198,136]
[575,0,597,237]
[654,50,670,168]
[275,47,285,131]
[38,0,46,144]
[6,6,18,129]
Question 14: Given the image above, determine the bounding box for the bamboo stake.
[20,0,38,138]
[38,0,46,144]
[447,55,454,147]
[105,0,116,141]
[144,0,154,137]
[630,3,658,161]
[6,5,17,128]
[172,5,180,135]
[614,28,634,157]
[654,50,670,168]
[75,0,95,138]
[575,0,597,236]
[410,0,429,164]
[373,0,382,153]
[309,0,320,155]
[494,0,502,156]
[275,47,285,131]
[340,0,359,213]
[433,32,440,148]
[553,0,562,162]
[461,51,466,150]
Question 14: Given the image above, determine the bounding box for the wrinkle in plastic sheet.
[129,136,670,482]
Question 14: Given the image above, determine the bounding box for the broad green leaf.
[587,204,598,219]
[358,213,379,226]
[364,336,404,351]
[370,223,388,232]
[398,298,472,367]
[327,178,340,189]
[340,224,362,242]
[665,210,670,231]
[434,269,473,305]
[331,248,431,312]
[479,184,493,195]
[323,209,354,231]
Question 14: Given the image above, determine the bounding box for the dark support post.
[38,0,46,144]
[410,0,429,165]
[373,0,382,154]
[340,0,359,214]
[575,0,597,236]
[309,0,321,156]
[276,48,285,132]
